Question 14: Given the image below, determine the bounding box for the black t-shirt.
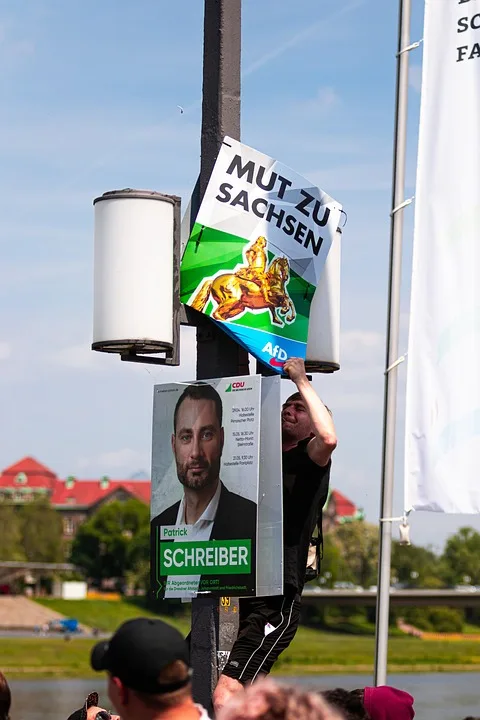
[282,438,331,592]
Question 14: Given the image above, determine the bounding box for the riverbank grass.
[35,598,190,633]
[3,629,480,679]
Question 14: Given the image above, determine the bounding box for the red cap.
[364,686,415,720]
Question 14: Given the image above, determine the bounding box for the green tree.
[317,532,353,586]
[391,540,444,588]
[441,526,480,586]
[333,520,379,588]
[125,525,150,592]
[0,505,25,561]
[19,499,64,562]
[70,499,149,584]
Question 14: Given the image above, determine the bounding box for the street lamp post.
[90,1,247,711]
[189,0,248,712]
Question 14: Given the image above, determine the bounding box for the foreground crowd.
[0,362,468,719]
[0,615,441,720]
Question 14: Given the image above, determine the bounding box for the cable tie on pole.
[399,513,411,545]
[380,515,405,523]
[379,514,411,544]
[397,38,423,56]
[399,521,411,545]
[384,352,408,375]
[391,197,414,216]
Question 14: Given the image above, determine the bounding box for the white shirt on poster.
[164,481,222,599]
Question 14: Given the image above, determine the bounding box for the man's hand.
[283,357,308,387]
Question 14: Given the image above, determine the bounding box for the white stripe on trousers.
[237,595,295,682]
[251,597,296,681]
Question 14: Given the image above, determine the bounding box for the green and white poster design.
[180,136,342,372]
[150,375,261,599]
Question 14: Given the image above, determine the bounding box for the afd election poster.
[180,137,343,372]
[150,375,262,599]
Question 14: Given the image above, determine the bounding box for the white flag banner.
[405,0,480,513]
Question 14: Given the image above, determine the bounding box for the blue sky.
[0,0,476,551]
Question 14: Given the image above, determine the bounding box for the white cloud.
[330,390,382,412]
[0,341,11,360]
[49,326,197,378]
[243,0,365,78]
[0,260,87,290]
[76,448,150,477]
[50,342,103,371]
[0,21,35,67]
[333,459,375,508]
[319,87,339,109]
[283,87,342,123]
[307,162,391,192]
[0,115,198,168]
[342,329,384,358]
[320,329,385,412]
[409,64,423,93]
[311,87,341,112]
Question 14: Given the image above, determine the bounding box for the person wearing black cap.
[91,617,211,720]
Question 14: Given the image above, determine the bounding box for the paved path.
[0,596,90,632]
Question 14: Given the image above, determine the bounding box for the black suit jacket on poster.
[151,482,257,598]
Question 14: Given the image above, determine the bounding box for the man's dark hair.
[283,392,332,416]
[284,391,303,406]
[173,383,223,432]
[321,689,368,720]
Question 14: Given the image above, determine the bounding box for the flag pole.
[374,0,412,686]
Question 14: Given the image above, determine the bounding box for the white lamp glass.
[305,229,341,372]
[93,189,177,354]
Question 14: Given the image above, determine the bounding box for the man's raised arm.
[283,357,337,467]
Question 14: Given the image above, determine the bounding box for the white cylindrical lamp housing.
[93,189,178,354]
[305,228,341,373]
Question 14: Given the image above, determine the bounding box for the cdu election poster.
[180,137,342,372]
[151,375,266,599]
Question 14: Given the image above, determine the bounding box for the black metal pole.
[190,0,247,713]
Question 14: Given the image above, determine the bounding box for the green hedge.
[402,606,464,633]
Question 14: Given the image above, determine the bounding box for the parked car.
[454,584,477,592]
[48,618,80,633]
[333,581,363,592]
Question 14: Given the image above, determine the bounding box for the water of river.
[8,674,479,720]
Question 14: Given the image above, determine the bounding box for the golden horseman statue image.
[190,235,296,326]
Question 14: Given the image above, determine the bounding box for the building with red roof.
[0,456,152,540]
[0,456,361,540]
[323,486,364,532]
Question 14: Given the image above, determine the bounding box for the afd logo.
[262,341,287,368]
[225,381,247,392]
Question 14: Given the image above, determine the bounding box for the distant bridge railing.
[302,588,480,608]
[0,561,78,583]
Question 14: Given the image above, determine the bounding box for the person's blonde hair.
[218,679,341,720]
